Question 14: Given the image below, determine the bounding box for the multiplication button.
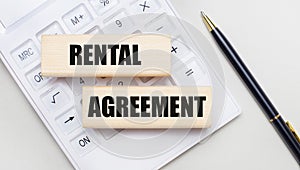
[132,0,160,14]
[26,66,55,89]
[56,109,80,135]
[11,40,39,68]
[71,132,96,155]
[62,4,93,33]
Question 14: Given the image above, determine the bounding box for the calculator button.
[172,59,210,86]
[68,77,96,96]
[89,0,118,15]
[96,77,112,86]
[135,77,161,86]
[144,14,177,35]
[132,0,160,14]
[132,30,142,34]
[103,11,134,34]
[171,42,193,66]
[56,109,80,135]
[36,22,65,41]
[0,0,47,29]
[26,66,55,89]
[85,26,103,34]
[71,132,96,155]
[97,129,122,140]
[62,4,93,33]
[153,77,175,86]
[42,86,70,112]
[11,40,39,68]
[106,77,137,86]
[171,38,190,61]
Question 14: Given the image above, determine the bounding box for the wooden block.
[82,86,212,129]
[41,34,171,77]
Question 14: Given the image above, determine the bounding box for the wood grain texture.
[41,34,171,77]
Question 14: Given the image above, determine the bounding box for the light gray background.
[0,0,299,169]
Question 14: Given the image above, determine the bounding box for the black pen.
[201,11,300,165]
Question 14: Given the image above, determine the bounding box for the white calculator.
[0,0,241,169]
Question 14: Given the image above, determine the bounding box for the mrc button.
[11,40,39,68]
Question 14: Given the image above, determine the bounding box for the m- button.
[11,40,39,68]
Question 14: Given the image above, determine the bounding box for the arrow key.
[56,109,80,135]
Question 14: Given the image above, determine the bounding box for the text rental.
[70,44,141,65]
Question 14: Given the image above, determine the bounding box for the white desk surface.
[0,0,299,169]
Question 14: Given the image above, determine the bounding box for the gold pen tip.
[200,11,216,32]
[200,11,206,17]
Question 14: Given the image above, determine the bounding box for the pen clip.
[286,121,300,143]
